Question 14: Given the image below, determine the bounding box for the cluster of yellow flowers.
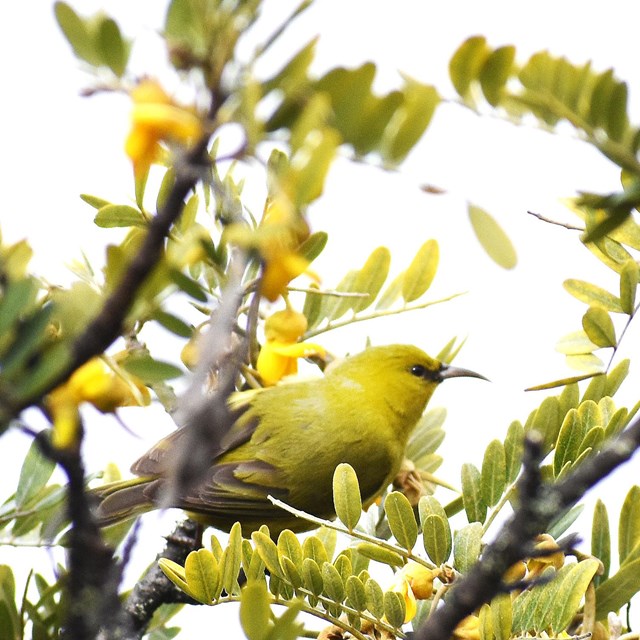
[47,358,150,451]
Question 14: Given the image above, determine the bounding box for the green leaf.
[168,268,208,302]
[449,36,490,98]
[591,499,610,586]
[15,439,56,508]
[240,581,271,640]
[365,578,385,618]
[479,45,516,106]
[96,17,128,76]
[54,1,101,65]
[355,543,404,568]
[220,522,242,595]
[553,409,586,477]
[277,530,303,571]
[333,554,352,585]
[321,561,345,602]
[563,279,623,313]
[262,37,317,96]
[345,575,367,611]
[321,270,358,322]
[375,271,405,310]
[468,205,517,269]
[291,128,340,205]
[151,310,192,338]
[529,396,561,454]
[121,355,183,382]
[582,306,616,348]
[551,560,600,632]
[565,353,605,374]
[478,603,493,640]
[581,374,607,403]
[491,593,512,640]
[453,522,483,574]
[619,486,640,564]
[251,531,285,579]
[587,69,616,129]
[548,505,584,539]
[184,548,218,604]
[351,247,391,313]
[555,330,598,355]
[0,566,19,638]
[480,439,506,507]
[385,492,418,550]
[605,358,630,397]
[383,590,406,629]
[402,239,439,303]
[382,80,439,164]
[619,259,638,314]
[94,204,146,228]
[422,513,452,565]
[461,463,486,524]
[80,193,111,209]
[302,535,329,567]
[407,408,446,461]
[332,463,362,531]
[298,231,328,264]
[595,558,640,620]
[301,557,323,598]
[0,278,39,340]
[503,420,524,484]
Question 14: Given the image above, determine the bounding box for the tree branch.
[113,519,201,639]
[0,138,212,425]
[416,416,640,640]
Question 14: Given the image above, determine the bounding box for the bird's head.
[329,344,487,427]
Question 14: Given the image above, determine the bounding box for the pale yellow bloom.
[125,79,203,178]
[256,310,325,386]
[258,196,314,301]
[225,195,317,302]
[453,615,480,640]
[526,533,565,578]
[48,358,150,450]
[388,562,440,623]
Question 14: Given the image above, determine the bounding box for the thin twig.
[527,210,584,231]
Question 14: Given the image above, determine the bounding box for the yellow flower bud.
[256,310,325,386]
[453,615,480,640]
[125,79,203,179]
[527,533,565,577]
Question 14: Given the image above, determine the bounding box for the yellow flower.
[258,196,315,301]
[388,562,440,623]
[453,615,480,640]
[526,533,565,578]
[125,79,203,179]
[47,358,150,450]
[256,310,325,386]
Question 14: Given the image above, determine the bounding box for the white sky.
[2,0,640,636]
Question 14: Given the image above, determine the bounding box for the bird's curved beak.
[438,364,489,382]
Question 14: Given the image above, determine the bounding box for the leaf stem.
[267,496,436,570]
[304,292,466,340]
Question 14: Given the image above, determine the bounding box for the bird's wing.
[176,458,292,521]
[130,397,260,476]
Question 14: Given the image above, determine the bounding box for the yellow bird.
[95,344,486,535]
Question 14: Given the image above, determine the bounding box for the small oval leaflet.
[402,239,439,303]
[332,463,362,530]
[582,305,617,348]
[385,491,418,550]
[468,204,517,269]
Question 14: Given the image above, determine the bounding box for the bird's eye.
[410,364,427,378]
